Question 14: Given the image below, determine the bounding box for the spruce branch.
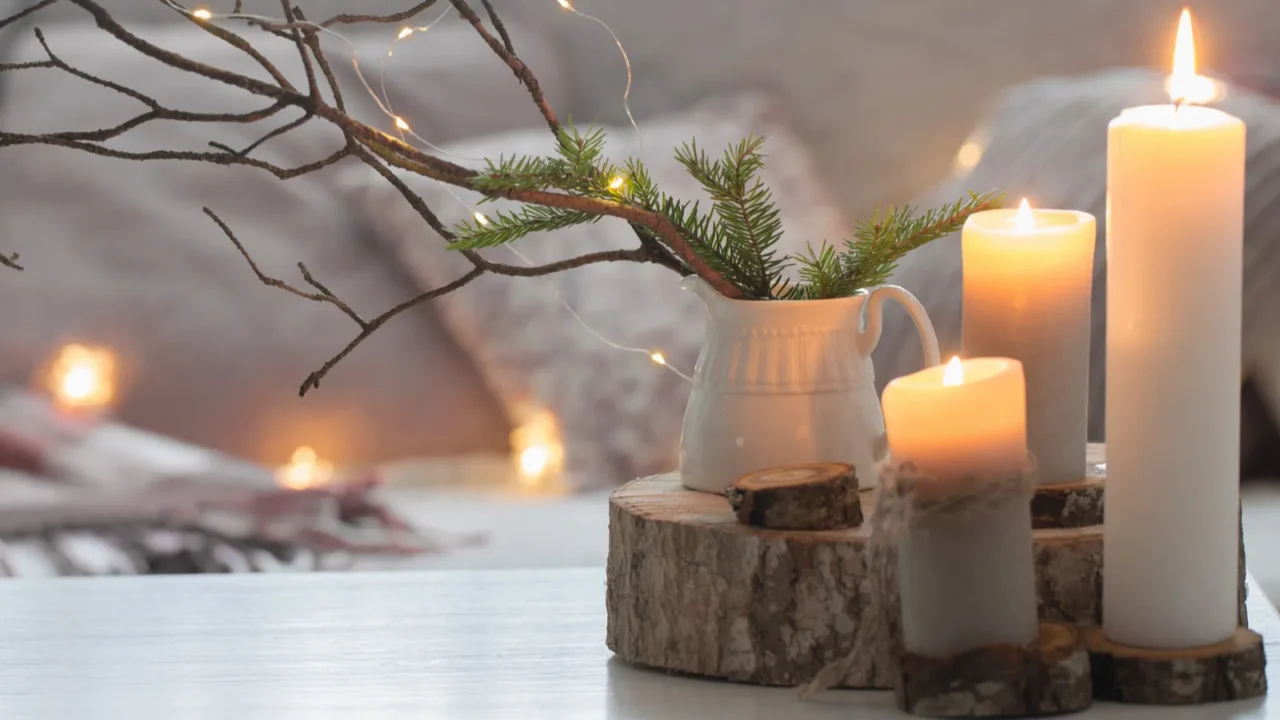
[452,206,601,249]
[790,190,1004,300]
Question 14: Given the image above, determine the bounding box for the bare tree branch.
[478,0,515,55]
[299,267,484,396]
[204,207,365,327]
[312,1,441,29]
[288,7,345,112]
[209,111,312,157]
[0,252,21,271]
[0,0,745,392]
[280,0,318,100]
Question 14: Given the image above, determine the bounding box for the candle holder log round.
[1029,458,1105,530]
[724,462,862,530]
[605,445,1110,690]
[895,622,1092,717]
[1086,626,1266,704]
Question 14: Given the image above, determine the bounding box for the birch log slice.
[896,622,1092,717]
[725,462,862,530]
[1086,627,1267,704]
[606,444,1113,690]
[1029,457,1105,529]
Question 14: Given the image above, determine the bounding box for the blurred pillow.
[0,20,556,464]
[346,95,851,489]
[874,68,1280,454]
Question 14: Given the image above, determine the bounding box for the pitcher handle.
[856,285,941,367]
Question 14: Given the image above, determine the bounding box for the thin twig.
[0,252,21,270]
[209,111,313,157]
[204,207,365,326]
[0,0,56,31]
[280,0,318,100]
[447,0,559,134]
[315,1,441,29]
[290,7,345,112]
[478,0,515,54]
[299,268,484,396]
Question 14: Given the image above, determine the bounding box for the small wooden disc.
[895,622,1092,717]
[1086,626,1267,704]
[724,462,862,530]
[1030,451,1105,529]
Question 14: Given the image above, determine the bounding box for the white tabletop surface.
[0,568,1275,719]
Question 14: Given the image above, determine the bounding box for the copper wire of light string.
[556,0,642,147]
[503,244,693,384]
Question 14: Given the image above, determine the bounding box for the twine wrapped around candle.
[797,455,1037,699]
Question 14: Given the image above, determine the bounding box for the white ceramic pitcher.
[679,277,941,493]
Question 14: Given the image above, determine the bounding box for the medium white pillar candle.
[1104,10,1245,649]
[882,357,1037,657]
[962,200,1096,486]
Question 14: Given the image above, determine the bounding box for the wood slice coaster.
[724,462,862,530]
[1030,449,1105,529]
[606,444,1110,690]
[1086,626,1267,704]
[896,622,1092,718]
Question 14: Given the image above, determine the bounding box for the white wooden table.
[0,569,1275,719]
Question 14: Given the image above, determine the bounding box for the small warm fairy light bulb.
[650,351,666,365]
[510,409,564,489]
[393,116,410,131]
[607,175,626,191]
[398,26,415,39]
[1012,198,1035,232]
[1166,9,1218,105]
[275,445,334,491]
[952,139,984,175]
[942,356,965,387]
[473,212,491,227]
[192,7,213,20]
[556,0,573,8]
[47,343,116,412]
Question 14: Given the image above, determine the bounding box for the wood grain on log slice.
[1030,458,1104,529]
[724,462,862,530]
[606,444,1114,690]
[895,622,1092,717]
[1086,626,1266,704]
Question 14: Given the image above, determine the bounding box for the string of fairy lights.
[174,0,687,382]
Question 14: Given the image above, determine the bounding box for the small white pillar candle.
[1104,10,1244,648]
[962,200,1096,485]
[882,356,1037,657]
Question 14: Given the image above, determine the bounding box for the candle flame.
[1167,9,1217,105]
[275,445,334,490]
[1013,198,1035,232]
[942,356,964,387]
[47,344,116,411]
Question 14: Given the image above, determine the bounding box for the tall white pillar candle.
[962,200,1096,485]
[882,357,1037,657]
[1104,10,1245,648]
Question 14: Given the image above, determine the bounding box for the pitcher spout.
[680,274,719,305]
